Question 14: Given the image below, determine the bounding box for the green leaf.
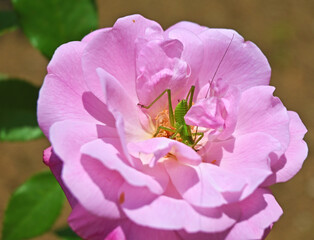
[0,78,44,141]
[0,10,18,35]
[2,171,65,240]
[11,0,98,59]
[55,226,82,240]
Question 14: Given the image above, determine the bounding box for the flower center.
[154,109,175,138]
[154,109,201,147]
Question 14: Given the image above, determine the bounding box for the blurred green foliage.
[0,10,18,35]
[12,0,98,58]
[2,171,65,240]
[1,0,98,239]
[0,78,43,141]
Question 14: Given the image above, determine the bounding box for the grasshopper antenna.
[205,33,235,98]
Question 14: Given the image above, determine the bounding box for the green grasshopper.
[138,34,234,150]
[138,86,204,149]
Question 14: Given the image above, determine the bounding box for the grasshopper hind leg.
[192,132,204,151]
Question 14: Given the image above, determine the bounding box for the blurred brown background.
[0,0,313,239]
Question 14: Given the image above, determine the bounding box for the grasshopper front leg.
[138,89,175,127]
[185,85,195,110]
[154,126,176,137]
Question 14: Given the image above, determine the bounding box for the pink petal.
[50,120,121,218]
[81,154,125,203]
[264,111,308,185]
[123,195,239,233]
[165,160,246,208]
[111,112,137,166]
[204,133,280,200]
[185,97,225,129]
[235,86,290,156]
[82,14,162,101]
[97,68,150,141]
[47,41,86,88]
[226,188,282,240]
[191,81,241,140]
[215,85,241,140]
[275,111,308,182]
[84,91,116,126]
[82,28,107,43]
[128,137,202,167]
[37,41,109,137]
[166,21,207,35]
[80,138,168,195]
[159,39,183,58]
[136,39,190,115]
[165,27,204,86]
[118,182,158,209]
[197,29,271,91]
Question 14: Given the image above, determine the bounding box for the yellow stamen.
[154,109,175,138]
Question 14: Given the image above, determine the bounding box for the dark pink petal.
[128,137,201,167]
[122,227,182,240]
[226,188,282,240]
[43,147,77,208]
[50,120,121,218]
[82,14,163,101]
[235,86,290,156]
[197,29,271,91]
[178,230,229,240]
[166,160,246,208]
[69,204,122,240]
[80,138,168,195]
[262,226,272,240]
[204,133,280,200]
[104,227,126,240]
[69,204,182,240]
[122,195,239,233]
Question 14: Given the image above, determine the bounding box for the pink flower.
[38,15,308,240]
